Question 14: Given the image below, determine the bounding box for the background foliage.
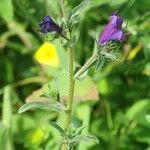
[0,0,150,150]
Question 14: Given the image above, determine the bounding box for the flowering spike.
[99,12,126,45]
[39,16,62,33]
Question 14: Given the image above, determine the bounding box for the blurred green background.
[0,0,150,150]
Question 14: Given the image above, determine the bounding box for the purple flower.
[99,13,126,45]
[39,16,62,33]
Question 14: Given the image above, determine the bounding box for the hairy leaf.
[48,121,67,137]
[18,101,66,113]
[69,134,99,144]
[26,72,98,103]
[68,0,92,27]
[75,126,87,135]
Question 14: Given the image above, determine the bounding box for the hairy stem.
[59,1,75,149]
[74,53,98,79]
[65,47,75,130]
[59,0,67,19]
[62,47,75,150]
[61,34,70,41]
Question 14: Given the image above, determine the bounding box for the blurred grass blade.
[0,122,7,150]
[126,99,150,121]
[2,86,12,127]
[0,0,14,22]
[2,86,14,150]
[18,101,66,113]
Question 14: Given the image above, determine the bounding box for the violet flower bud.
[99,13,126,45]
[39,16,62,33]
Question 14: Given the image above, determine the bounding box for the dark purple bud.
[39,16,62,33]
[99,13,126,45]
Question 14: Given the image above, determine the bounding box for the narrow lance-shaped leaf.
[48,121,67,137]
[25,72,99,103]
[69,134,99,145]
[75,126,87,135]
[0,123,7,150]
[126,99,150,121]
[18,101,66,113]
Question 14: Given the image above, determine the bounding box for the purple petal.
[111,29,126,41]
[99,13,126,45]
[40,22,51,33]
[109,14,123,29]
[99,24,114,45]
[39,16,62,33]
[43,16,51,22]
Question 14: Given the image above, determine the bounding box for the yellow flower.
[34,42,59,67]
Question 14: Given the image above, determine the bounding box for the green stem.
[65,47,75,130]
[59,0,67,19]
[59,0,75,150]
[61,34,70,41]
[104,99,113,130]
[61,47,75,150]
[59,1,75,149]
[74,53,98,79]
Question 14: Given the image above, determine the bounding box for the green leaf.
[69,0,92,16]
[68,0,92,27]
[132,128,150,144]
[126,99,150,121]
[69,134,99,144]
[0,0,14,22]
[26,72,98,103]
[75,126,87,135]
[40,83,60,101]
[18,101,66,113]
[48,121,67,137]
